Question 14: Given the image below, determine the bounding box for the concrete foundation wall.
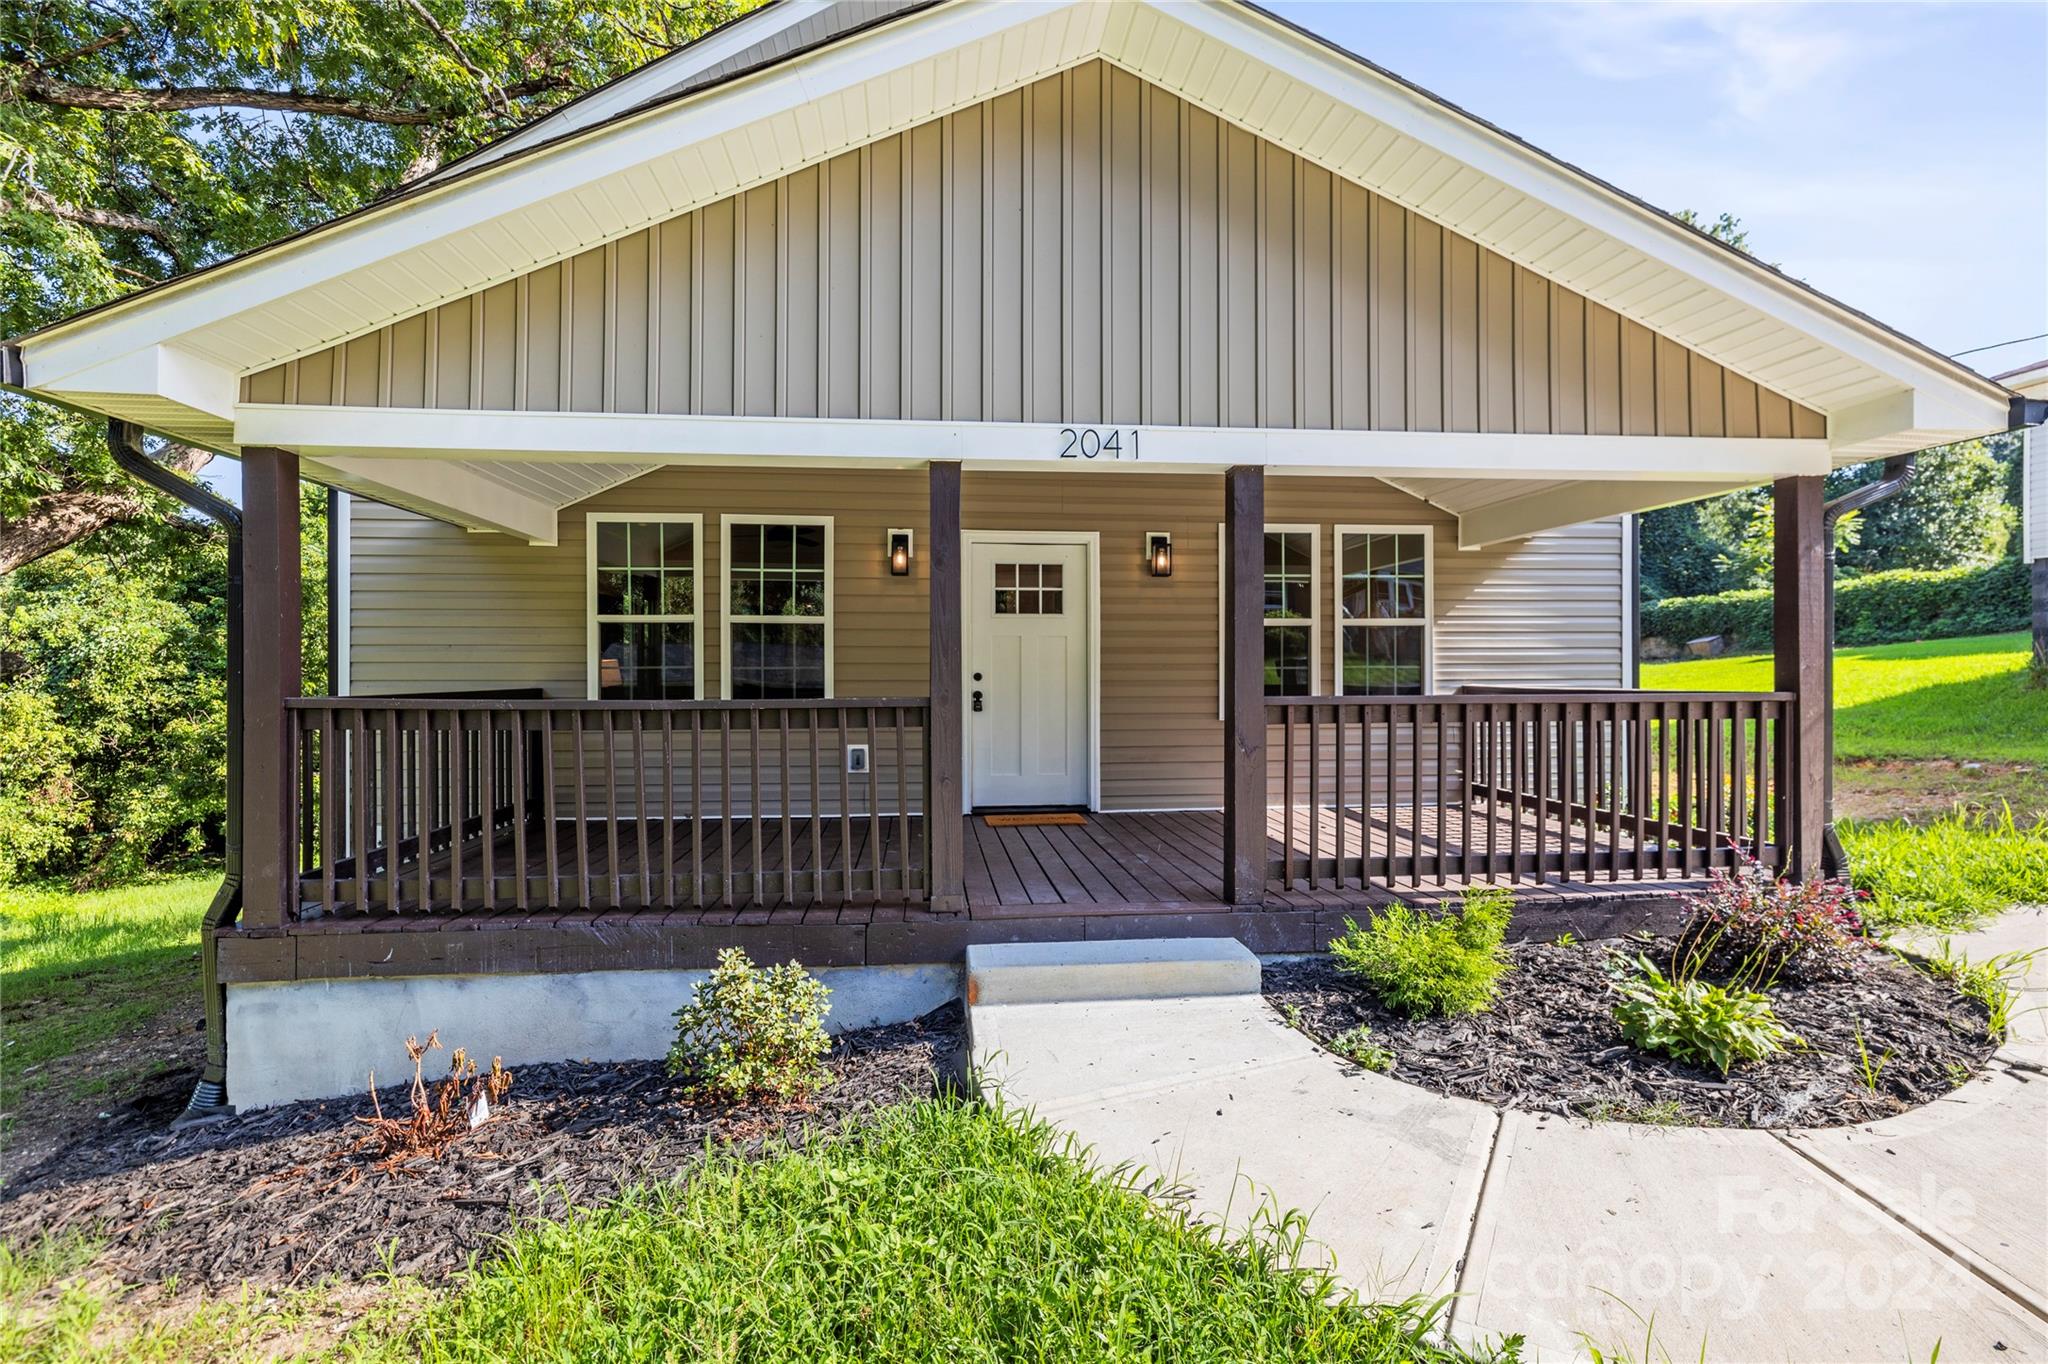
[226,962,959,1110]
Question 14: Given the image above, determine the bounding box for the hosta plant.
[669,948,832,1104]
[1677,846,1869,985]
[1612,954,1793,1076]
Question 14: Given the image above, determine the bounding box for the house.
[2,0,2028,1109]
[1995,360,2048,667]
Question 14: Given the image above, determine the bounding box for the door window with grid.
[1337,528,1430,695]
[723,519,831,699]
[589,516,699,700]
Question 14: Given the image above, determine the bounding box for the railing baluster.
[570,709,589,910]
[783,708,797,902]
[689,709,704,909]
[1333,702,1348,889]
[632,710,651,909]
[509,709,529,912]
[807,711,823,905]
[601,709,621,910]
[836,708,853,905]
[382,708,402,913]
[719,708,734,907]
[662,710,676,910]
[541,712,559,910]
[478,710,497,913]
[1282,705,1296,891]
[750,708,765,907]
[892,706,910,897]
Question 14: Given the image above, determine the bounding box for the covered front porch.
[215,451,1836,983]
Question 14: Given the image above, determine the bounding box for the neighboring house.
[1994,360,2048,666]
[2,0,2030,1108]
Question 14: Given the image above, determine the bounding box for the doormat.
[983,812,1088,827]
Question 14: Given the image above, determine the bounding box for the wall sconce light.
[887,528,914,576]
[1145,531,1173,578]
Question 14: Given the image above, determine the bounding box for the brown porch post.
[1772,475,1827,881]
[926,461,966,913]
[1223,465,1266,905]
[242,447,303,929]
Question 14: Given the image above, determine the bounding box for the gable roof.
[5,0,2013,467]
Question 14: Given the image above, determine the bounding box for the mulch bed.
[0,1004,961,1288]
[1263,942,1997,1129]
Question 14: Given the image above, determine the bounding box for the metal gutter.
[103,419,241,1119]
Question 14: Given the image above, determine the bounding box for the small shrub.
[1676,847,1868,984]
[1329,1025,1396,1073]
[1329,888,1512,1018]
[669,948,832,1104]
[1611,955,1792,1075]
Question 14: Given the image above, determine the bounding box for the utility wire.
[1948,331,2048,358]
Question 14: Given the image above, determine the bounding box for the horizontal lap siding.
[249,63,1820,439]
[351,470,1622,810]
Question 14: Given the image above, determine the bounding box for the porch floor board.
[297,802,1711,923]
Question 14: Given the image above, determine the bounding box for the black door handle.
[971,690,984,713]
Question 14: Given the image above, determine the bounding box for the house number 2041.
[1058,426,1139,460]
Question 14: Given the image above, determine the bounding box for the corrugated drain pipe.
[104,418,241,1119]
[1817,455,1915,877]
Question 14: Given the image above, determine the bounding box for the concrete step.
[964,937,1258,1007]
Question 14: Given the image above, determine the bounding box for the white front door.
[967,539,1090,808]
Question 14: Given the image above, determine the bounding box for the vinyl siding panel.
[348,468,1625,811]
[251,63,1818,438]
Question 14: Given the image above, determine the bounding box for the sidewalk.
[969,914,2048,1362]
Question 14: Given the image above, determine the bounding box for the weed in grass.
[1329,1025,1396,1073]
[1945,1061,1976,1090]
[378,1098,1521,1363]
[1330,889,1513,1018]
[1913,940,2042,1042]
[1281,1002,1306,1032]
[1554,932,1578,948]
[1853,1026,1892,1094]
[1578,1099,1707,1128]
[1842,806,2048,932]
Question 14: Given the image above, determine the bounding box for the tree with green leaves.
[2,0,750,571]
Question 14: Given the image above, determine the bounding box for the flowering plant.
[1676,845,1869,985]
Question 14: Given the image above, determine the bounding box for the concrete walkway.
[968,916,2048,1363]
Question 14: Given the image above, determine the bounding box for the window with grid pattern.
[724,519,831,699]
[1338,529,1429,695]
[590,516,698,700]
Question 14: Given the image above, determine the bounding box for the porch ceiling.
[6,0,2012,499]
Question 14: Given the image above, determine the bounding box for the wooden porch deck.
[296,802,1700,922]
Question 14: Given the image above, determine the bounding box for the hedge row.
[1643,558,2030,652]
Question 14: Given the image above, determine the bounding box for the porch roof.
[3,0,2018,545]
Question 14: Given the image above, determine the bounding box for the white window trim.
[719,514,835,700]
[1333,523,1435,696]
[586,512,704,701]
[1216,522,1322,717]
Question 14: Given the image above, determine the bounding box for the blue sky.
[1268,0,2048,377]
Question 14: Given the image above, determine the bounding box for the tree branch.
[7,63,456,125]
[0,445,214,573]
[400,0,514,117]
[4,182,181,262]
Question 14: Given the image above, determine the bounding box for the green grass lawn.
[1644,632,2048,930]
[2,1100,1512,1364]
[0,875,213,1121]
[1642,631,2044,764]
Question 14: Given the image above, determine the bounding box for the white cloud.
[1527,2,1885,120]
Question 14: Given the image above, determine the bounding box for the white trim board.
[960,529,1102,815]
[246,405,1832,482]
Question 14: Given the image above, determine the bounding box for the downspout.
[104,418,242,1120]
[1817,455,1915,877]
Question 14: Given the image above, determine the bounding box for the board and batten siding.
[248,62,1820,440]
[2025,422,2046,564]
[347,468,1626,811]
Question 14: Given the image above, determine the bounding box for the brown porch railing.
[289,698,930,917]
[1264,692,1795,892]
